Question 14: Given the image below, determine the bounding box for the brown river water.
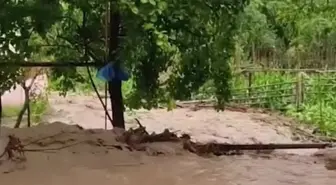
[0,94,335,184]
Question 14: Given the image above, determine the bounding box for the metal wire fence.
[230,68,336,134]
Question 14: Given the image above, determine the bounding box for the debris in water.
[0,135,26,162]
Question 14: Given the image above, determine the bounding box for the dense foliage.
[223,0,336,136]
[1,0,248,103]
[2,0,336,135]
[0,0,248,127]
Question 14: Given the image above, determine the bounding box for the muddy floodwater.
[0,150,335,185]
[0,94,335,185]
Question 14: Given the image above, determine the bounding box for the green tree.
[0,0,62,127]
[234,0,336,69]
[1,0,249,129]
[39,0,249,128]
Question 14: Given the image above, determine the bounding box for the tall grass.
[2,97,50,125]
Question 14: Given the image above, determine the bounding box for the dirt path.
[0,94,335,185]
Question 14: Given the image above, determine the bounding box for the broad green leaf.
[131,6,139,14]
[149,0,156,6]
[143,23,155,30]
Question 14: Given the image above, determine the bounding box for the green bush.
[2,96,50,125]
[30,97,50,123]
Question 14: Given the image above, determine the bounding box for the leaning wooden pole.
[212,143,332,151]
[104,1,110,130]
[0,95,2,135]
[107,1,125,129]
[182,139,333,155]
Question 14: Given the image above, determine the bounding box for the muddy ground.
[0,94,335,185]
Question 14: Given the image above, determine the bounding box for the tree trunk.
[14,88,29,128]
[0,93,2,130]
[14,77,36,129]
[108,3,125,129]
[108,80,125,128]
[27,89,31,127]
[14,71,40,128]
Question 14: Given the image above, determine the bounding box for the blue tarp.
[97,63,130,82]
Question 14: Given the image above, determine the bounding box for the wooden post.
[104,2,110,130]
[295,72,303,111]
[295,50,303,111]
[0,94,2,135]
[108,2,125,129]
[318,73,323,124]
[248,42,255,99]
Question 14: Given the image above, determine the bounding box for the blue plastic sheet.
[97,63,130,82]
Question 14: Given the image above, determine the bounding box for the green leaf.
[149,15,157,22]
[131,6,139,14]
[149,0,156,6]
[157,1,167,10]
[156,40,163,46]
[143,23,154,30]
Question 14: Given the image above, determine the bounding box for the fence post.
[295,72,305,111]
[0,93,2,135]
[248,71,252,98]
[248,42,256,98]
[318,73,323,127]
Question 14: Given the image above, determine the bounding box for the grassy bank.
[2,98,50,124]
